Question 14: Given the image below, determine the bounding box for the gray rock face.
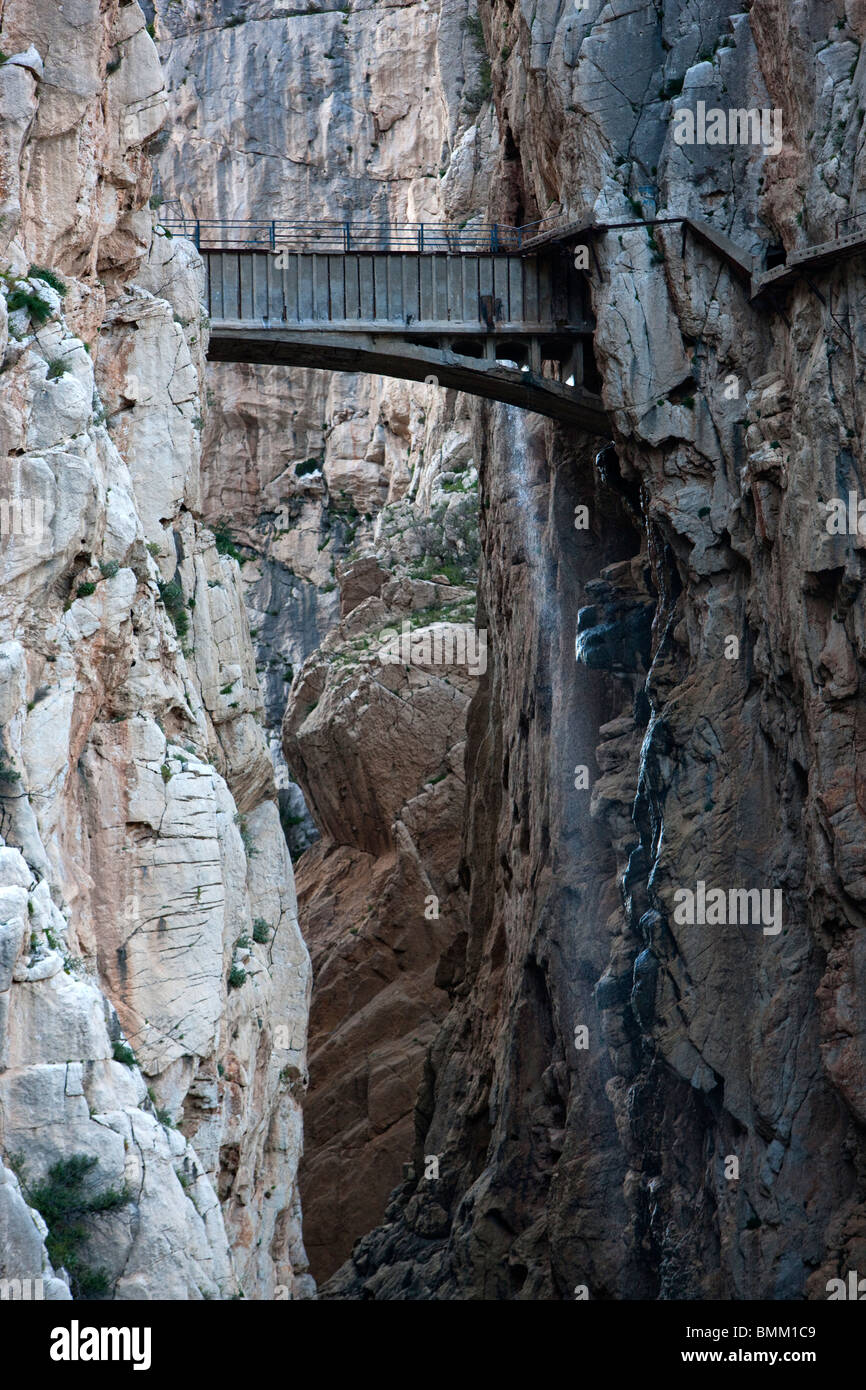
[324,1,866,1300]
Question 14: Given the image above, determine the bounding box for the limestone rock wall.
[77,0,866,1302]
[0,0,311,1299]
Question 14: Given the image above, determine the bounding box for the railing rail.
[157,217,527,253]
[835,209,866,237]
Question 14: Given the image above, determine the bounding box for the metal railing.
[835,209,866,237]
[157,217,526,253]
[516,213,562,238]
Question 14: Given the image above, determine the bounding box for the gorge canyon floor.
[2,0,866,1353]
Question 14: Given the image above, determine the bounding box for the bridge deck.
[186,211,866,434]
[522,212,866,300]
[751,227,866,296]
[203,249,591,335]
[202,247,609,430]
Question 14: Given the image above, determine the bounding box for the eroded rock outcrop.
[284,568,480,1278]
[148,0,492,1281]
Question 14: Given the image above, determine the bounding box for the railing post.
[419,223,424,253]
[270,220,276,250]
[491,222,499,253]
[194,219,200,251]
[344,222,350,252]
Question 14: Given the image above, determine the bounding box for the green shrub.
[46,358,70,379]
[233,813,258,859]
[112,1041,137,1067]
[252,918,271,944]
[295,457,322,477]
[212,522,246,565]
[146,541,162,557]
[160,763,172,783]
[659,75,685,101]
[409,557,467,586]
[7,288,52,325]
[99,559,120,579]
[463,13,485,44]
[29,265,67,297]
[228,964,247,989]
[439,562,467,585]
[157,578,190,639]
[23,1154,128,1300]
[76,581,96,598]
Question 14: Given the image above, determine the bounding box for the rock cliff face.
[10,0,866,1306]
[284,564,480,1277]
[0,0,310,1299]
[324,0,866,1299]
[149,0,498,852]
[148,0,491,1278]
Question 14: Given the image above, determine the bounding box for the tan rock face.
[0,0,311,1299]
[283,575,477,1279]
[295,840,454,1281]
[0,0,164,277]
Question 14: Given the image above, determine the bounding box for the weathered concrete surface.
[209,324,608,432]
